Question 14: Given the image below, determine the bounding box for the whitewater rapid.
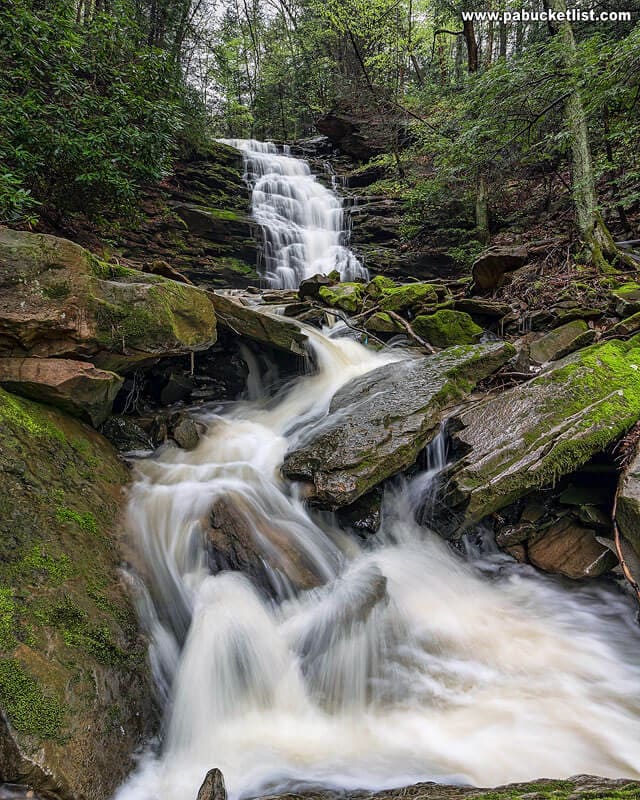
[117,325,640,800]
[219,139,368,288]
[116,142,640,800]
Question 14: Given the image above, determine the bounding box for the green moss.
[0,658,65,738]
[318,283,365,313]
[413,309,483,347]
[205,207,242,221]
[0,587,16,651]
[365,275,396,298]
[56,507,99,536]
[379,282,438,313]
[0,390,65,442]
[18,545,74,586]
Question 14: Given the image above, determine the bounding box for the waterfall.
[219,139,368,289]
[116,143,640,800]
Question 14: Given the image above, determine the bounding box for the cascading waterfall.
[117,143,640,800]
[219,139,368,288]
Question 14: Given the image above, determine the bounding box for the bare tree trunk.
[462,20,478,73]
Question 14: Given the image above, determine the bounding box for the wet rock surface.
[210,291,308,355]
[283,342,514,508]
[0,388,155,800]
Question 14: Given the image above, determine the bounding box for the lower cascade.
[117,323,640,800]
[219,139,368,289]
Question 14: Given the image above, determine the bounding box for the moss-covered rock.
[528,319,595,364]
[364,312,403,334]
[379,283,438,313]
[318,283,364,313]
[612,282,640,316]
[413,310,483,347]
[261,775,640,800]
[0,388,154,799]
[0,227,217,372]
[282,341,514,508]
[365,275,395,298]
[610,311,640,337]
[442,337,640,535]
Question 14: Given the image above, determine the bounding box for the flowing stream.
[220,139,368,288]
[118,144,640,800]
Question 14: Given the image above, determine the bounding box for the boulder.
[0,358,122,427]
[454,298,512,318]
[99,415,154,452]
[528,320,595,364]
[527,518,616,579]
[442,337,640,535]
[299,272,339,300]
[472,245,529,290]
[610,311,640,337]
[207,496,323,592]
[378,283,439,314]
[0,227,217,372]
[209,291,308,355]
[0,388,154,799]
[413,310,483,348]
[318,283,364,313]
[365,312,403,334]
[617,446,640,561]
[282,341,514,509]
[611,282,640,316]
[171,414,201,450]
[197,769,227,800]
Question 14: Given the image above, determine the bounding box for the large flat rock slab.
[282,341,513,508]
[443,337,640,535]
[0,357,123,426]
[210,291,308,355]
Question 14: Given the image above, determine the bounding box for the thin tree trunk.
[476,171,490,243]
[499,20,507,58]
[462,20,478,73]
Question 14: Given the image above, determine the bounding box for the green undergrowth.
[0,658,65,739]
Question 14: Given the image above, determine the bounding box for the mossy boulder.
[528,319,595,364]
[441,337,640,535]
[413,310,483,347]
[318,283,364,313]
[282,341,514,508]
[0,227,217,372]
[610,311,640,337]
[379,283,438,313]
[0,388,154,799]
[365,275,395,298]
[365,312,403,334]
[612,282,640,316]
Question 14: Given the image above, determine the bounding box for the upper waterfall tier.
[220,139,368,289]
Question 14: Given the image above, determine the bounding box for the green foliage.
[0,0,204,224]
